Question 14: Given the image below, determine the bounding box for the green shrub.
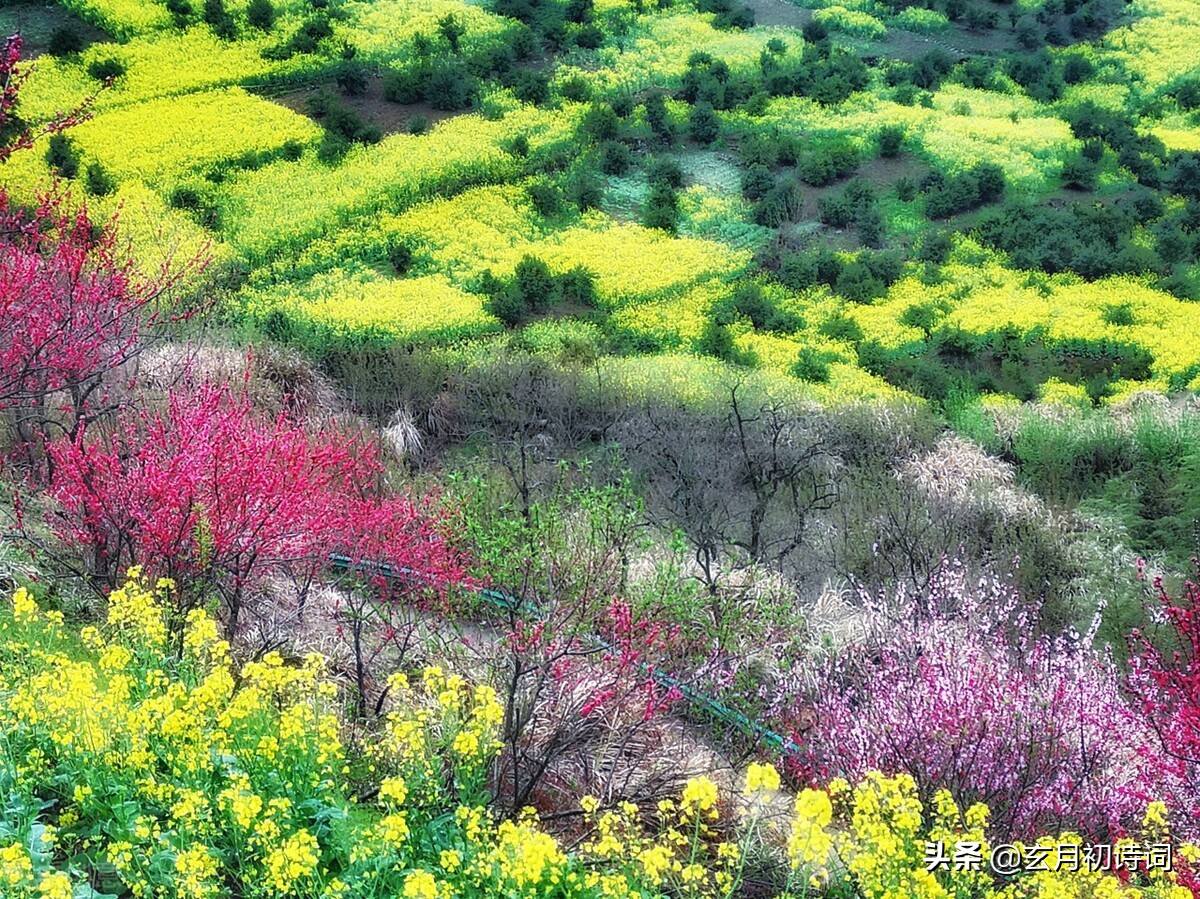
[688,102,720,145]
[426,60,477,111]
[568,170,604,210]
[644,93,673,142]
[741,163,774,201]
[559,265,598,306]
[878,124,904,158]
[792,345,832,382]
[46,134,80,179]
[506,69,550,105]
[335,60,370,96]
[1101,303,1135,327]
[486,290,526,327]
[646,157,683,189]
[835,259,885,302]
[1058,154,1097,191]
[514,254,559,312]
[599,140,632,175]
[86,57,126,81]
[582,103,621,141]
[47,26,85,56]
[753,176,801,227]
[383,66,425,103]
[557,73,593,103]
[526,179,563,217]
[798,138,859,186]
[575,23,605,47]
[84,161,115,196]
[438,13,465,51]
[386,239,415,274]
[642,179,679,232]
[166,0,193,20]
[247,0,275,29]
[819,311,864,343]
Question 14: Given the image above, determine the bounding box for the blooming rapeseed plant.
[3,578,1193,899]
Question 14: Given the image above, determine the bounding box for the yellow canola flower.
[681,776,719,813]
[637,845,673,883]
[174,846,219,899]
[403,869,439,899]
[0,843,34,889]
[11,588,38,624]
[745,761,781,795]
[380,776,408,807]
[789,788,834,875]
[36,871,74,899]
[264,830,320,894]
[105,572,168,650]
[1143,800,1170,832]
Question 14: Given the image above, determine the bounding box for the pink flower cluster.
[48,381,467,614]
[782,561,1188,841]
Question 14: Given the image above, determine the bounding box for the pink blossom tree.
[46,381,468,633]
[0,34,195,464]
[779,562,1182,841]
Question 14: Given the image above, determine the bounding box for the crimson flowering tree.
[46,380,467,633]
[776,561,1183,842]
[0,194,197,454]
[1,35,191,462]
[1130,564,1200,836]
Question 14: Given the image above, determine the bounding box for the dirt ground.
[1,0,110,57]
[265,72,462,136]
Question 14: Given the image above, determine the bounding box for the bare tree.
[616,380,839,597]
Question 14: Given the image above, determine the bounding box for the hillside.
[2,0,1200,895]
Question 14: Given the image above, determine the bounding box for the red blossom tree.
[0,195,199,453]
[1130,564,1200,837]
[46,381,468,633]
[1,35,194,463]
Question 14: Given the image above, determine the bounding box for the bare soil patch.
[0,1,111,57]
[266,72,462,136]
[741,0,812,30]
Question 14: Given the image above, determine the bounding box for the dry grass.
[901,433,1045,523]
[137,342,341,419]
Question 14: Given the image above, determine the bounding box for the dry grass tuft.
[901,434,1044,523]
[138,342,341,419]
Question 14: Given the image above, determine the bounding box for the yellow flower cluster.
[348,0,512,60]
[67,88,320,191]
[241,270,501,344]
[15,28,319,127]
[785,772,1195,899]
[813,5,887,38]
[368,665,506,813]
[576,12,795,94]
[1,574,344,899]
[789,787,834,879]
[576,780,742,898]
[1108,0,1200,88]
[220,106,579,264]
[58,0,172,40]
[380,185,547,284]
[744,761,781,795]
[541,220,749,310]
[11,578,1192,899]
[264,830,320,894]
[105,567,171,650]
